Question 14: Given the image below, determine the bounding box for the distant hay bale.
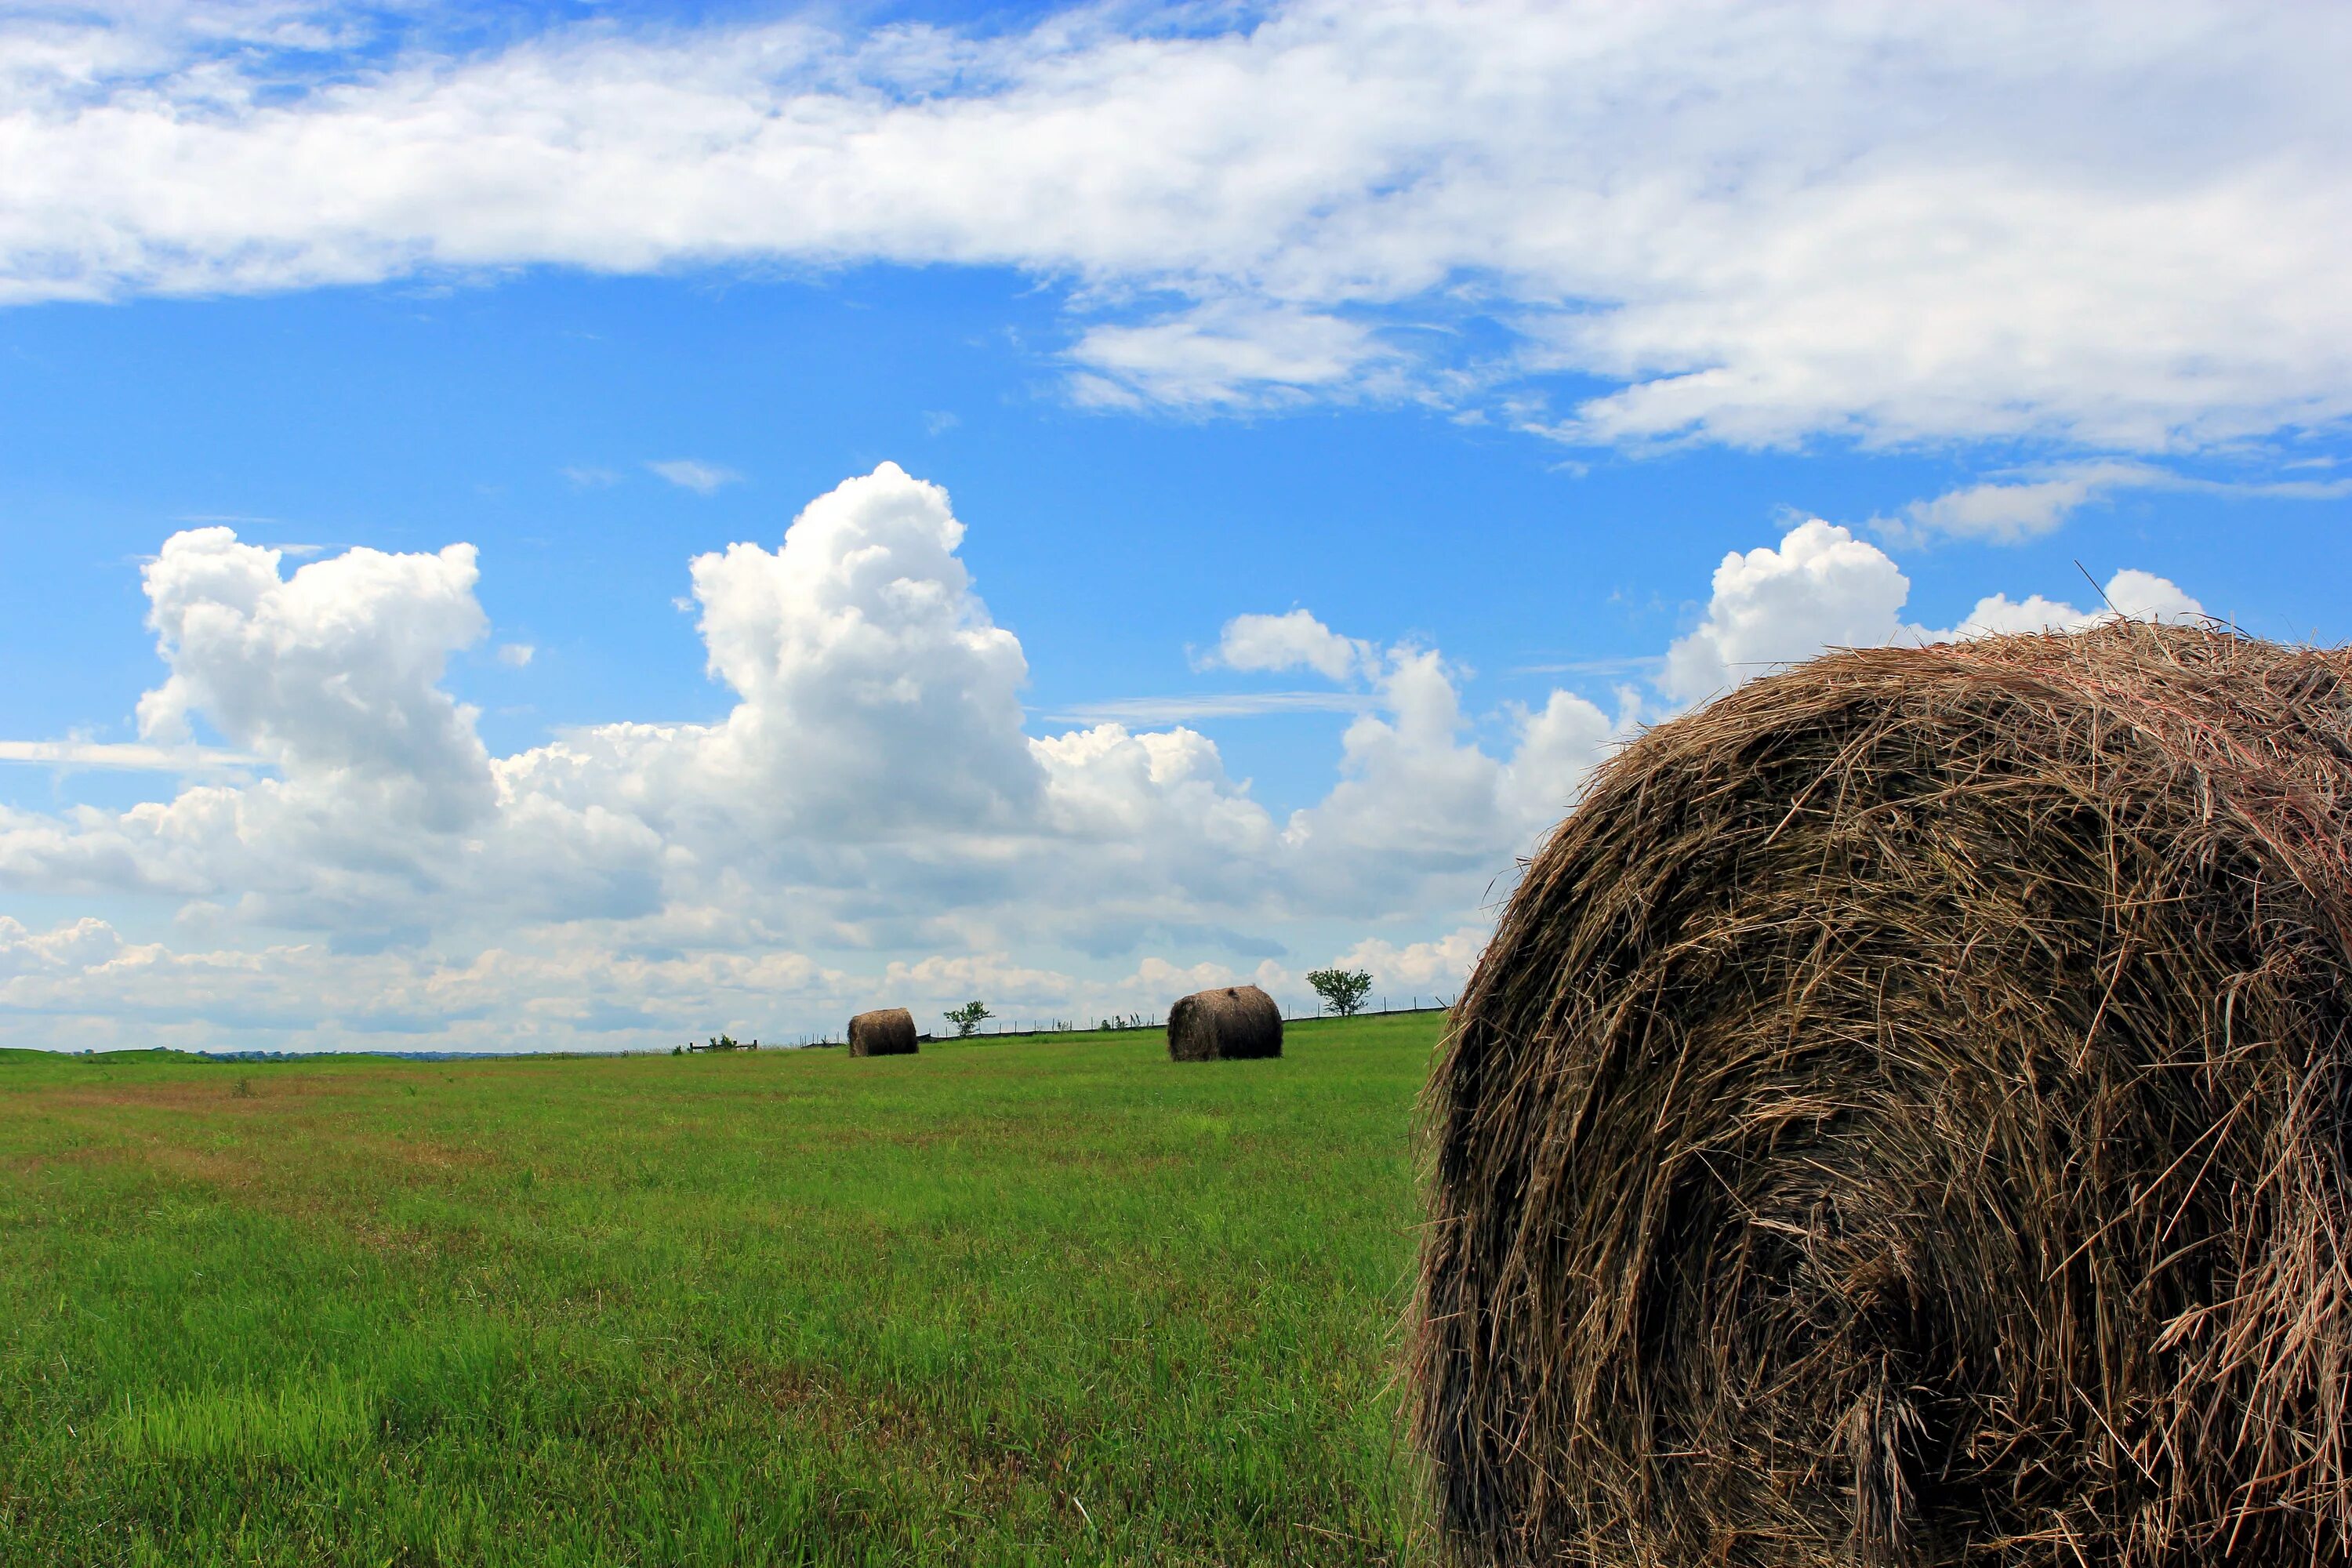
[846,1007,917,1058]
[1167,985,1283,1062]
[1416,622,2352,1566]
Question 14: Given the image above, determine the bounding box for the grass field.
[0,1014,1443,1566]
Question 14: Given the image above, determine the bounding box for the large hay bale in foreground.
[846,1007,917,1058]
[1167,985,1283,1062]
[1417,622,2352,1566]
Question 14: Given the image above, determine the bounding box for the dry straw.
[847,1007,918,1058]
[1167,984,1283,1061]
[1416,622,2352,1566]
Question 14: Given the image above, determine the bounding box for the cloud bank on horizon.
[0,461,2196,1052]
[4,0,2349,452]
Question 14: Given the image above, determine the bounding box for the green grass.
[0,1015,1443,1566]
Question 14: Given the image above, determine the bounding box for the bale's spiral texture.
[847,1007,918,1058]
[1168,985,1283,1062]
[1417,622,2352,1566]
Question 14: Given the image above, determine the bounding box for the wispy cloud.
[1069,304,1396,413]
[1874,462,2352,545]
[1510,655,1667,678]
[1042,692,1376,725]
[496,643,535,668]
[0,740,262,773]
[176,516,330,558]
[648,459,741,495]
[562,465,620,489]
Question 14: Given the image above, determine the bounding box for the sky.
[3,0,2350,1052]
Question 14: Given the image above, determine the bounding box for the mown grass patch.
[0,1014,1441,1566]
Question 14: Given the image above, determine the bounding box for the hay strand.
[1415,621,2352,1566]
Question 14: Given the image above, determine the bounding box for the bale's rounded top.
[1624,620,2352,942]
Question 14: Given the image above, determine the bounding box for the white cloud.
[1279,648,1635,913]
[1203,609,1377,683]
[1035,723,1273,864]
[496,642,534,668]
[0,463,2208,1051]
[679,460,1038,837]
[1876,461,2352,545]
[5,3,2350,448]
[1664,521,1911,702]
[0,914,122,980]
[1043,691,1373,724]
[0,739,260,772]
[1881,465,2151,546]
[648,459,741,495]
[2099,569,2205,623]
[1665,517,2205,700]
[1070,304,1393,412]
[1951,568,2205,638]
[135,527,493,829]
[0,463,1264,954]
[1329,926,1485,996]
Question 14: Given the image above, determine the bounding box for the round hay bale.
[1416,622,2352,1566]
[1167,984,1283,1062]
[846,1007,917,1058]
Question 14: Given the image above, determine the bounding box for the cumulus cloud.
[0,914,122,980]
[1952,568,2205,638]
[0,463,1301,1040]
[0,463,2208,1051]
[1203,609,1377,683]
[681,461,1040,837]
[1663,521,1911,702]
[1664,518,2205,700]
[135,528,494,829]
[1329,926,1485,996]
[1280,648,1634,913]
[4,2,2349,448]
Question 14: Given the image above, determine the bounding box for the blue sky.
[2,0,2349,1050]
